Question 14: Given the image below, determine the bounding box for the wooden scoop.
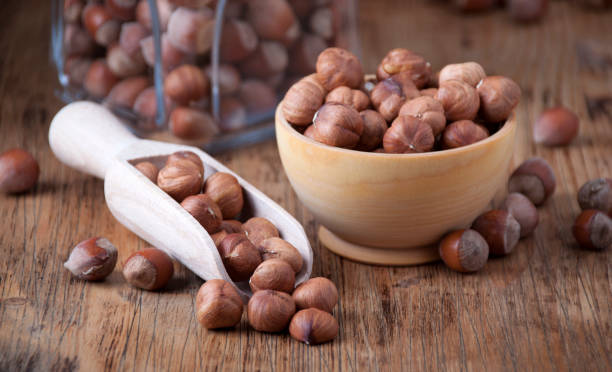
[49,101,313,298]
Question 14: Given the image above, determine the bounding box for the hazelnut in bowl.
[275,48,520,265]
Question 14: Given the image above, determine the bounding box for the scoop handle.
[49,101,139,179]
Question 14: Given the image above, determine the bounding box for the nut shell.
[167,151,204,174]
[439,62,486,87]
[63,237,118,281]
[0,149,39,193]
[572,210,612,251]
[370,72,420,122]
[169,107,219,140]
[533,107,579,146]
[157,159,204,201]
[249,259,295,293]
[472,210,521,256]
[84,60,118,98]
[439,229,489,273]
[508,157,556,206]
[477,76,521,123]
[165,64,209,105]
[315,47,363,90]
[325,86,370,111]
[166,7,215,54]
[398,96,446,136]
[122,247,174,290]
[376,48,431,88]
[220,19,259,62]
[292,277,338,313]
[242,217,280,247]
[501,193,539,238]
[196,279,244,329]
[247,0,298,43]
[436,80,480,121]
[383,115,435,154]
[258,237,303,273]
[106,76,149,109]
[356,110,387,151]
[577,178,612,216]
[204,172,244,219]
[180,194,222,233]
[289,308,339,345]
[441,120,489,149]
[247,290,296,332]
[134,161,159,183]
[282,74,327,126]
[312,103,364,149]
[218,233,262,282]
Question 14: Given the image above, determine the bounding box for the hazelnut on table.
[507,157,556,206]
[64,237,118,281]
[577,178,612,216]
[122,247,174,290]
[196,279,244,329]
[439,229,489,273]
[573,210,612,251]
[292,277,338,313]
[204,172,244,219]
[218,233,262,282]
[500,193,539,238]
[247,289,296,332]
[0,148,39,193]
[258,237,303,273]
[533,107,579,146]
[242,217,280,247]
[249,259,295,293]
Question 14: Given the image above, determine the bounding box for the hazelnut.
[288,34,327,76]
[167,150,204,174]
[239,41,288,79]
[508,0,548,22]
[533,107,579,146]
[247,290,296,332]
[383,115,435,154]
[219,220,245,234]
[243,217,280,247]
[508,157,556,206]
[282,74,327,126]
[315,47,363,90]
[292,277,338,313]
[303,125,319,141]
[573,210,612,251]
[105,0,138,21]
[134,161,159,183]
[376,48,432,88]
[106,43,146,78]
[169,107,219,140]
[325,86,370,111]
[452,0,496,11]
[441,120,489,149]
[0,149,39,193]
[436,80,480,121]
[211,230,228,247]
[309,7,333,40]
[106,76,149,109]
[205,64,241,95]
[136,0,174,32]
[63,237,118,280]
[219,98,248,131]
[64,0,84,24]
[218,233,262,282]
[140,34,191,71]
[64,57,92,86]
[311,103,364,148]
[167,7,216,54]
[356,110,387,151]
[439,62,486,87]
[247,0,299,43]
[249,259,295,293]
[132,87,171,127]
[472,210,521,256]
[500,193,539,238]
[157,159,203,201]
[181,194,222,233]
[439,229,489,273]
[196,279,244,329]
[82,4,121,46]
[361,74,378,95]
[239,80,277,114]
[63,24,95,57]
[370,72,420,122]
[577,178,612,216]
[220,19,259,63]
[258,237,303,273]
[204,172,244,219]
[289,308,339,345]
[477,76,521,123]
[122,247,174,290]
[398,96,446,136]
[165,64,209,105]
[420,88,438,97]
[84,60,119,98]
[119,22,149,56]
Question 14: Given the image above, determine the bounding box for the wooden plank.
[1,0,611,370]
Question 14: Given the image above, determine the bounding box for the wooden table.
[1,1,611,370]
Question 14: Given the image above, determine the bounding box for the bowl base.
[318,226,440,266]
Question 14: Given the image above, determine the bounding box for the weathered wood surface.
[1,0,611,370]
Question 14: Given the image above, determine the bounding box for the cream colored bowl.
[275,102,517,265]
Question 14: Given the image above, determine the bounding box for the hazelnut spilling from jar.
[283,47,520,153]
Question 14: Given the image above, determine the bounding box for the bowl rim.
[276,100,517,159]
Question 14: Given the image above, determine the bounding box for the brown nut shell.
[180,194,222,233]
[166,7,215,54]
[383,115,435,154]
[356,110,387,151]
[315,47,363,90]
[84,60,118,98]
[134,161,159,183]
[289,308,339,345]
[242,217,280,247]
[577,178,612,216]
[249,259,295,293]
[167,151,204,174]
[439,229,489,273]
[220,19,259,62]
[436,80,480,121]
[219,220,244,234]
[370,72,420,122]
[572,210,612,251]
[325,86,370,112]
[376,48,431,88]
[63,237,118,281]
[311,103,364,148]
[282,74,327,126]
[398,96,446,136]
[292,277,338,313]
[247,0,298,43]
[122,247,174,290]
[533,107,579,146]
[106,76,149,109]
[472,210,521,256]
[441,120,489,149]
[477,76,521,123]
[165,64,209,105]
[204,172,244,219]
[247,290,296,332]
[157,159,203,201]
[258,237,303,273]
[439,62,486,87]
[169,107,219,140]
[0,149,40,193]
[508,157,556,206]
[218,233,262,282]
[196,279,244,329]
[500,193,539,238]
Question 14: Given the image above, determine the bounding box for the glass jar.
[51,0,360,153]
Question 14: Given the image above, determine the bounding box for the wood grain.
[1,0,611,370]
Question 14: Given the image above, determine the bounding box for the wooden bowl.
[275,101,518,265]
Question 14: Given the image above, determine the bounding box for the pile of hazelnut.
[61,149,341,344]
[438,158,612,273]
[282,47,521,153]
[61,0,351,140]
